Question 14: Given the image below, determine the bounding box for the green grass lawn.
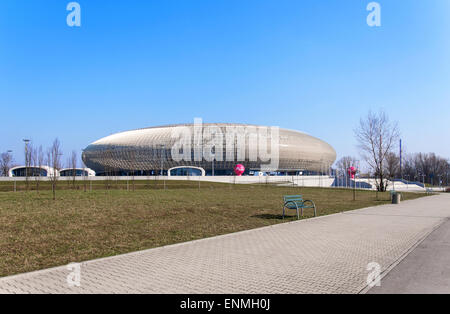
[0,182,427,277]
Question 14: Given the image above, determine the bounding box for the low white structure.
[8,165,58,178]
[8,166,95,178]
[59,168,96,177]
[168,166,205,177]
[334,178,426,192]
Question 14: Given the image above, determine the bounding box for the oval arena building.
[82,123,336,176]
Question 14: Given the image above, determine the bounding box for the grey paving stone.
[1,193,449,294]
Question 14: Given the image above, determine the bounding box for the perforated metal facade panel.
[82,124,336,174]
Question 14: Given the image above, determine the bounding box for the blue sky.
[1,0,449,166]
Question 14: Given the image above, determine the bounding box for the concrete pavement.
[368,217,450,294]
[0,193,449,294]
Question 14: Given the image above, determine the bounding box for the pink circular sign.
[234,164,245,176]
[348,167,357,179]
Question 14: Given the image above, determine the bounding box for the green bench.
[283,195,317,220]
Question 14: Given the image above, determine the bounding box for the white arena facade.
[82,123,337,177]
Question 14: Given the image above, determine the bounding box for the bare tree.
[355,111,400,192]
[336,156,358,174]
[24,141,32,191]
[102,148,111,190]
[385,152,400,179]
[69,150,77,189]
[48,139,62,200]
[401,153,416,182]
[0,151,13,177]
[37,146,44,192]
[80,157,88,192]
[413,152,449,185]
[32,145,44,193]
[31,144,37,189]
[129,149,136,191]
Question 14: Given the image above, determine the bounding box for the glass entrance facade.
[59,169,89,177]
[169,167,203,176]
[12,167,48,177]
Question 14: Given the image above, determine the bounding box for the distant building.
[59,168,96,177]
[9,166,57,177]
[9,166,95,177]
[82,123,336,176]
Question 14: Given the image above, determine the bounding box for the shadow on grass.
[252,213,297,220]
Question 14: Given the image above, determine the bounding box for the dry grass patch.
[0,183,426,277]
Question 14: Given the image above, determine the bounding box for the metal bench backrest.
[283,195,317,219]
[284,195,303,206]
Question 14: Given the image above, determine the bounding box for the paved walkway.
[368,217,450,294]
[1,194,449,294]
